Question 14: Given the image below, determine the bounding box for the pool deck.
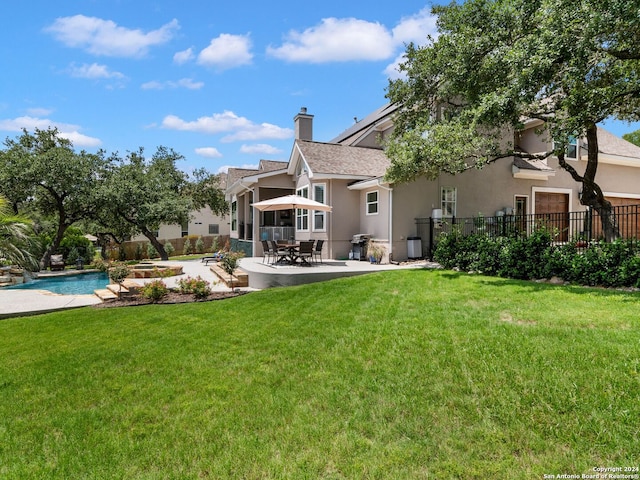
[0,258,437,319]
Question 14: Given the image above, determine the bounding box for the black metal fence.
[416,204,640,259]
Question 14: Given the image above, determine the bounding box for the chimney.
[294,107,313,141]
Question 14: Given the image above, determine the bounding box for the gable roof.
[292,139,390,178]
[259,159,288,172]
[595,127,640,159]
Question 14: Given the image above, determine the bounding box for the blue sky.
[1,1,637,176]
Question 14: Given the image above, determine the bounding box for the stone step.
[209,263,248,288]
[107,283,129,295]
[94,289,118,301]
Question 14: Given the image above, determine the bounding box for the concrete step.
[209,263,248,288]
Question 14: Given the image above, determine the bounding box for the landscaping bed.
[93,289,247,308]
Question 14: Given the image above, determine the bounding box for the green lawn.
[0,270,638,479]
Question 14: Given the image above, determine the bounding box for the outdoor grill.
[351,234,371,261]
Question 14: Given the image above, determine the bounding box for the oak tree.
[386,0,640,240]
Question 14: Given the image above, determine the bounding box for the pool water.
[7,272,109,295]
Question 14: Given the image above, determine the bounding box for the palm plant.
[0,195,37,269]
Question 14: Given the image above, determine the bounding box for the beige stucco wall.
[131,207,229,242]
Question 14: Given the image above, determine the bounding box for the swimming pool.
[7,272,109,295]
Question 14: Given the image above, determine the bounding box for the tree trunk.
[140,227,168,260]
[558,123,619,242]
[580,124,619,241]
[40,220,68,270]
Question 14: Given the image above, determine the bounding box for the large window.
[208,224,219,235]
[313,184,326,231]
[366,190,379,215]
[296,186,309,231]
[441,187,457,217]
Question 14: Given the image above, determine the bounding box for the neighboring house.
[228,104,640,261]
[131,176,230,244]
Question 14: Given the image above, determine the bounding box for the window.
[566,136,578,159]
[181,221,188,237]
[208,224,219,235]
[366,191,379,215]
[313,184,326,231]
[296,186,309,231]
[231,201,237,231]
[553,135,578,160]
[441,187,457,217]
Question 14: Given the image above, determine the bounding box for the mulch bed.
[93,290,248,308]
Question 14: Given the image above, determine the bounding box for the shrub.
[195,236,205,254]
[164,242,175,256]
[142,280,168,302]
[177,275,212,299]
[211,236,220,253]
[183,239,193,255]
[147,243,158,259]
[59,228,95,264]
[134,243,144,260]
[91,258,110,272]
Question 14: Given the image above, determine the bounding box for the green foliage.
[59,227,95,264]
[177,275,212,299]
[385,0,640,239]
[183,238,193,255]
[195,236,205,254]
[0,128,109,266]
[146,242,158,259]
[435,231,640,287]
[210,236,219,253]
[134,243,144,261]
[91,258,110,272]
[164,241,175,256]
[623,129,640,147]
[141,279,168,302]
[108,262,130,285]
[0,194,37,269]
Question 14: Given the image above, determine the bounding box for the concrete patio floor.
[0,257,438,318]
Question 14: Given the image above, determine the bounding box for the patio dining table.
[276,242,300,265]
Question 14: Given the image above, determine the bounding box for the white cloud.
[0,116,101,147]
[391,8,438,46]
[174,47,194,64]
[45,15,179,58]
[141,78,204,90]
[69,62,125,79]
[161,111,293,142]
[239,144,283,155]
[383,8,439,80]
[195,147,223,158]
[384,53,408,80]
[197,34,253,70]
[267,17,394,63]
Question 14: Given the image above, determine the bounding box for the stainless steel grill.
[351,234,371,261]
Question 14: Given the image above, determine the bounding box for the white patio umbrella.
[252,194,332,212]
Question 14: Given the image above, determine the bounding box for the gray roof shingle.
[296,139,390,177]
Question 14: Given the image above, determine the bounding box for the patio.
[238,256,436,289]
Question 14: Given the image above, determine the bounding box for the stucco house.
[227,104,640,261]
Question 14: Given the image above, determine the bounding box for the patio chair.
[297,240,314,266]
[312,239,324,264]
[269,240,289,264]
[261,240,275,264]
[50,254,65,271]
